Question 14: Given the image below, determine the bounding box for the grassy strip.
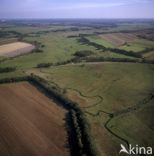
[0,76,29,84]
[83,56,139,63]
[36,57,154,69]
[36,55,154,69]
[138,47,154,55]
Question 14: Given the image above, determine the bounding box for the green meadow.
[28,63,154,155]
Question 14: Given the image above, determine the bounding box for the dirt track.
[0,82,69,156]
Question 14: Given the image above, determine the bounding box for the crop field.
[0,33,102,69]
[0,82,69,156]
[0,20,154,156]
[135,30,154,41]
[0,42,35,57]
[87,32,154,53]
[28,62,154,155]
[98,33,137,47]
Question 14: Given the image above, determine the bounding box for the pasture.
[87,32,154,53]
[143,51,154,60]
[119,39,154,52]
[0,38,17,45]
[0,20,154,156]
[29,62,154,155]
[0,42,35,57]
[0,82,69,156]
[0,33,101,69]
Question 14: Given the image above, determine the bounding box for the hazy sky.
[0,0,154,19]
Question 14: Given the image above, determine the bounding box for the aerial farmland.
[0,82,69,156]
[0,18,154,156]
[0,42,35,57]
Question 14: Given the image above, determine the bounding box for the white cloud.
[47,2,126,10]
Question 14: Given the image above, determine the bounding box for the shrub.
[0,67,16,73]
[74,50,94,57]
[37,63,53,68]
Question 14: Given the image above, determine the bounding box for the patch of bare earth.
[99,33,137,47]
[0,42,35,57]
[0,82,70,156]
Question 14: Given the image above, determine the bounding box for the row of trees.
[29,75,99,156]
[77,37,142,58]
[74,50,94,57]
[0,67,16,73]
[0,76,29,84]
[1,74,100,155]
[0,31,21,38]
[70,110,83,155]
[84,56,138,63]
[37,63,53,68]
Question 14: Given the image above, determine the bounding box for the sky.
[0,0,154,19]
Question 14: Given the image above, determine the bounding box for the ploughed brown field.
[99,33,137,47]
[0,82,69,156]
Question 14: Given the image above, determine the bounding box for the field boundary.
[0,75,99,156]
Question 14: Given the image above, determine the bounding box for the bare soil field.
[0,42,35,57]
[0,82,69,156]
[99,33,138,47]
[135,30,154,40]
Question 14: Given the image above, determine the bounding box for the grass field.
[120,39,154,52]
[0,71,26,80]
[0,42,35,57]
[0,33,101,69]
[143,51,154,60]
[0,82,69,156]
[0,20,154,156]
[87,33,154,53]
[87,36,115,48]
[0,38,17,45]
[27,63,154,155]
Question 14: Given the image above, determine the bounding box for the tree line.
[0,75,99,156]
[0,67,16,73]
[77,37,142,58]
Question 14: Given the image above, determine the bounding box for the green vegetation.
[0,34,101,69]
[33,63,154,155]
[0,71,26,80]
[0,67,16,73]
[0,20,154,156]
[87,36,115,48]
[74,50,94,57]
[120,39,154,52]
